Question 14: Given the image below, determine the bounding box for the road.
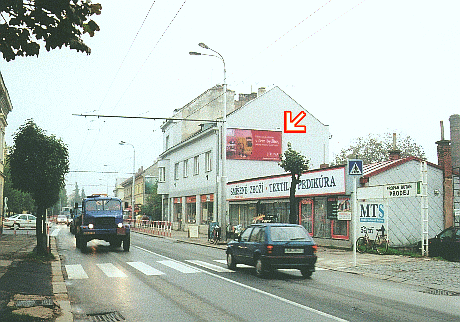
[51,224,460,322]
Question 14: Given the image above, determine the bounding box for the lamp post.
[190,43,228,239]
[119,141,135,220]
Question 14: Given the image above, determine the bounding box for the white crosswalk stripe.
[157,260,200,273]
[96,263,127,278]
[65,264,89,279]
[186,260,234,273]
[214,259,252,268]
[127,262,165,276]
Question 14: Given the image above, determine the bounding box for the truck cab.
[75,194,130,251]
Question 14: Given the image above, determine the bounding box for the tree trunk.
[289,174,298,224]
[35,206,48,255]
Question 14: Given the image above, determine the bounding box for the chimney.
[437,120,454,229]
[449,114,460,170]
[257,87,266,97]
[437,121,452,178]
[388,133,401,160]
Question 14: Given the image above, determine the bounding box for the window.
[194,155,199,175]
[165,135,170,150]
[159,167,165,182]
[205,151,212,172]
[240,227,253,242]
[174,163,179,180]
[183,159,188,178]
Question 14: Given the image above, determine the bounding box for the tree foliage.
[140,182,162,221]
[279,142,310,224]
[333,133,425,165]
[0,0,102,61]
[9,120,69,253]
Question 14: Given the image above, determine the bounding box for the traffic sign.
[348,159,363,176]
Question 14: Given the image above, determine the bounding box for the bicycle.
[356,226,389,255]
[210,225,221,244]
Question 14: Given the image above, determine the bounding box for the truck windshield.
[86,200,121,211]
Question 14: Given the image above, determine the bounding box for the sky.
[1,0,459,198]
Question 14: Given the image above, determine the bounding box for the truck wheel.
[75,235,81,249]
[123,236,130,252]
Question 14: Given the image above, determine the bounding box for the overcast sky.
[1,0,459,197]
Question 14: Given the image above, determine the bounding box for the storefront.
[200,194,214,224]
[173,197,182,229]
[185,196,196,224]
[228,166,351,244]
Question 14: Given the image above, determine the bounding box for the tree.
[279,143,310,224]
[81,187,86,200]
[333,133,425,165]
[140,182,162,221]
[0,1,102,61]
[9,120,69,254]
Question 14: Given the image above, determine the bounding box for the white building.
[157,85,330,232]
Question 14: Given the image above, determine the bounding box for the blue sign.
[348,159,363,176]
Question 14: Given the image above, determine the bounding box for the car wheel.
[227,252,237,270]
[255,258,267,278]
[300,269,313,278]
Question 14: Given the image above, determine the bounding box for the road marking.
[186,260,234,273]
[65,264,89,279]
[96,263,127,278]
[214,259,252,268]
[127,262,165,276]
[158,260,200,274]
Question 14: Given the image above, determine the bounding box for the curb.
[50,237,72,322]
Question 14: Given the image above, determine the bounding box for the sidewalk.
[0,228,459,321]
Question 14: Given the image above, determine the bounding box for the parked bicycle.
[210,224,221,244]
[356,225,389,255]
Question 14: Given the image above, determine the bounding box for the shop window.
[332,220,349,239]
[185,196,196,223]
[300,199,313,234]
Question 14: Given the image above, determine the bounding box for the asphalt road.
[53,225,460,322]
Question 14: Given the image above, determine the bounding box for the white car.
[3,214,36,229]
[56,215,68,224]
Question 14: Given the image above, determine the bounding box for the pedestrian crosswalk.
[65,259,229,280]
[64,259,322,280]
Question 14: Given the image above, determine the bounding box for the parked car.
[420,226,460,261]
[226,223,317,278]
[56,215,68,224]
[3,214,36,229]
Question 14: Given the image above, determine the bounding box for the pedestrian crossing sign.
[348,159,363,176]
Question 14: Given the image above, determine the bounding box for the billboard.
[226,129,282,161]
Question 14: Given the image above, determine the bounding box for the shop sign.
[201,194,214,202]
[385,183,417,198]
[173,198,181,204]
[337,197,351,220]
[228,167,345,200]
[186,196,196,203]
[358,200,388,238]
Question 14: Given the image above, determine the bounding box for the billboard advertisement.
[226,128,282,161]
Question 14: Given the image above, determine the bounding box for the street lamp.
[119,141,136,220]
[189,43,228,239]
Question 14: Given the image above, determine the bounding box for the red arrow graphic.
[284,111,307,133]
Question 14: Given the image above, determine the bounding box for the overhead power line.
[73,113,223,123]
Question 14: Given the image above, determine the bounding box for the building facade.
[0,73,12,235]
[157,85,331,233]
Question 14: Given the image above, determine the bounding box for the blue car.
[226,223,317,278]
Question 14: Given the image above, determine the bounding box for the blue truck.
[74,194,130,251]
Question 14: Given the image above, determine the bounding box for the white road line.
[134,245,346,321]
[127,262,165,276]
[158,260,200,274]
[214,259,252,268]
[65,264,89,280]
[96,263,127,278]
[186,260,234,273]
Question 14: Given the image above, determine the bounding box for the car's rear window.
[269,226,312,242]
